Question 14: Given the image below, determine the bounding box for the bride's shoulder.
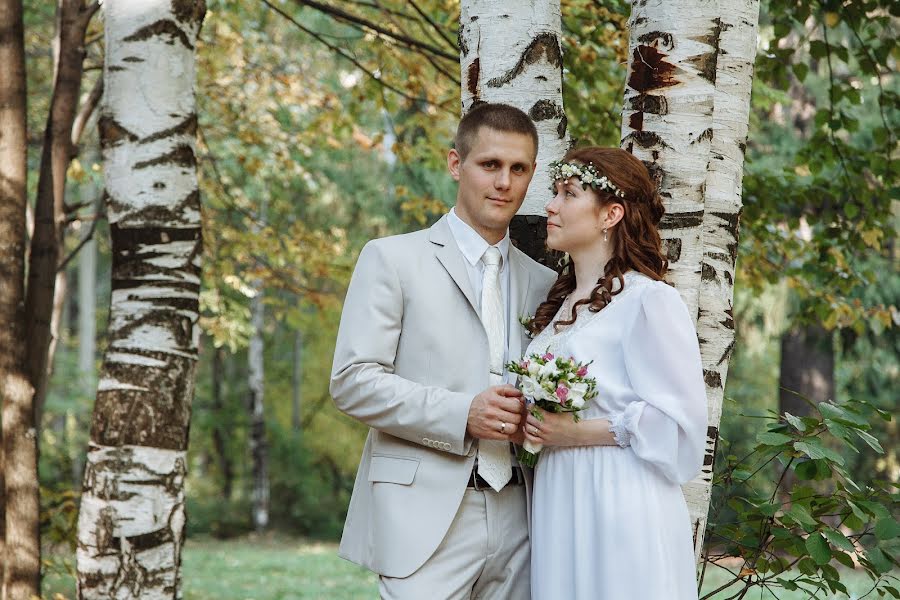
[619,272,683,307]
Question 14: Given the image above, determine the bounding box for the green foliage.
[702,397,898,598]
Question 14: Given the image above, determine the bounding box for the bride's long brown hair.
[529,147,669,334]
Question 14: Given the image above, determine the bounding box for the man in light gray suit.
[330,103,556,599]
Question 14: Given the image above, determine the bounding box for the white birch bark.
[76,1,205,597]
[692,0,760,561]
[620,0,717,322]
[459,0,569,218]
[620,0,760,563]
[248,284,268,531]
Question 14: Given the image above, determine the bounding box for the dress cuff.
[608,412,631,448]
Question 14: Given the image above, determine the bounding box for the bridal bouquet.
[506,352,598,467]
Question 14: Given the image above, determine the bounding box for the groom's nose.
[494,168,511,190]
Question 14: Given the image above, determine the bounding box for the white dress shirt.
[446,207,512,369]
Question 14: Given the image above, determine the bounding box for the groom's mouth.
[487,196,510,204]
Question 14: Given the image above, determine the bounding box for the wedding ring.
[500,421,507,434]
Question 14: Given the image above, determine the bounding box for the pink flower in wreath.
[542,352,554,361]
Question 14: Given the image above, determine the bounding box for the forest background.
[11,0,898,598]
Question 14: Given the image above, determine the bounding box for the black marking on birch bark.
[704,426,719,465]
[704,369,722,389]
[142,114,197,144]
[637,31,674,51]
[94,356,195,448]
[738,141,747,154]
[705,251,731,263]
[557,115,567,139]
[486,32,562,88]
[467,58,480,98]
[662,238,681,261]
[134,144,196,170]
[124,19,195,50]
[633,16,647,27]
[695,127,714,144]
[718,339,735,365]
[99,115,139,148]
[727,242,738,263]
[629,94,668,115]
[111,223,200,252]
[721,308,734,330]
[529,99,564,121]
[724,270,733,285]
[659,210,704,230]
[628,111,644,131]
[510,215,563,270]
[123,56,144,62]
[535,75,548,81]
[171,0,207,25]
[687,51,718,84]
[710,210,740,232]
[111,190,201,228]
[621,130,672,150]
[701,262,717,282]
[691,17,728,51]
[108,65,125,72]
[458,30,468,57]
[628,45,677,93]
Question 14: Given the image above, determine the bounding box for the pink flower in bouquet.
[555,385,569,403]
[542,352,554,361]
[577,365,589,377]
[520,360,530,370]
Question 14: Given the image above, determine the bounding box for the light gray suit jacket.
[330,214,556,578]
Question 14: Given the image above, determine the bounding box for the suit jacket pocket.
[368,454,420,485]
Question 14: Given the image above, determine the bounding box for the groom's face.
[448,126,536,242]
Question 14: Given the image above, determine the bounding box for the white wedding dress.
[527,270,707,600]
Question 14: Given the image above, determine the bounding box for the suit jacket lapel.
[507,246,531,362]
[430,215,479,316]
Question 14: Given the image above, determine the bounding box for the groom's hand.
[466,385,524,440]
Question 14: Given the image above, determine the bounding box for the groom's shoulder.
[357,227,432,266]
[513,246,557,286]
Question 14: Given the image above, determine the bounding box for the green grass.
[43,536,894,599]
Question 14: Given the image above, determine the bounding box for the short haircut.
[454,102,538,161]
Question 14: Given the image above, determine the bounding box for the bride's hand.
[523,408,579,447]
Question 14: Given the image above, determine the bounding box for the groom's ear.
[447,148,462,181]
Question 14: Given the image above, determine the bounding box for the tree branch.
[290,0,458,62]
[71,76,103,147]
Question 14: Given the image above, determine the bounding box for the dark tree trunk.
[24,0,97,428]
[779,324,835,415]
[211,345,233,499]
[0,0,39,596]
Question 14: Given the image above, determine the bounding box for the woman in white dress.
[523,147,707,600]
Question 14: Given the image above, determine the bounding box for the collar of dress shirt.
[447,207,511,268]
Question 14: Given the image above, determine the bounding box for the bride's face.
[545,178,608,254]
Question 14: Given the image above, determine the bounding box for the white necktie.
[477,246,512,491]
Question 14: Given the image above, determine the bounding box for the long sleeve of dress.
[615,283,707,484]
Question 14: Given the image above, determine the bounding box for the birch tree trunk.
[247,195,269,531]
[693,0,760,560]
[75,1,205,597]
[0,0,39,596]
[620,0,759,561]
[459,0,568,264]
[248,289,269,531]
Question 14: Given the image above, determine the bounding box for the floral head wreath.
[548,160,626,200]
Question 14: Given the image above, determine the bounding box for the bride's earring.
[603,228,609,243]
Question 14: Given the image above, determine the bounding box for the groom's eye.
[482,161,497,169]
